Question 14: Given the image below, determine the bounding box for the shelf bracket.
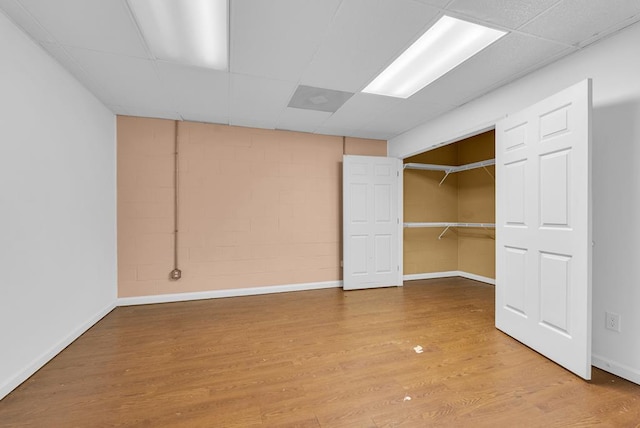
[438,171,451,186]
[483,226,496,240]
[482,166,495,181]
[438,225,452,240]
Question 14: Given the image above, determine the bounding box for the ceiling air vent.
[287,85,354,113]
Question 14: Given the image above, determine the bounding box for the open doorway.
[402,130,496,285]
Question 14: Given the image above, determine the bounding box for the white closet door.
[343,155,402,290]
[496,79,592,379]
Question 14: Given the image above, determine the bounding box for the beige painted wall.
[457,131,495,278]
[404,144,459,274]
[117,116,386,298]
[403,131,495,278]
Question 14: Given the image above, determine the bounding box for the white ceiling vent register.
[287,85,355,113]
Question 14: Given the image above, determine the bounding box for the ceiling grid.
[1,0,639,139]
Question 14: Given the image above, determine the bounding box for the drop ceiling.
[2,0,640,140]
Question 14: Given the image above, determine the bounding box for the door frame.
[399,127,497,286]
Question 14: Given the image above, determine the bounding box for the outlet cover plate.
[605,312,621,332]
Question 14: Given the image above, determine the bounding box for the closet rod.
[403,159,495,172]
[404,159,496,186]
[404,222,495,240]
[403,222,496,228]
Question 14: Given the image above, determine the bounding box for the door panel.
[539,251,571,333]
[343,155,402,290]
[374,234,392,273]
[505,161,526,225]
[504,246,527,315]
[496,79,592,379]
[540,150,570,227]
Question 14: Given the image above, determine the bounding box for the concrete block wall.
[117,117,386,298]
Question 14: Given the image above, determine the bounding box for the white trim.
[593,354,640,386]
[0,302,116,401]
[397,158,404,286]
[117,280,343,306]
[458,271,496,285]
[403,271,495,285]
[403,271,460,281]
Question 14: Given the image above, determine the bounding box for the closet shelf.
[403,222,496,240]
[403,158,495,185]
[403,222,495,228]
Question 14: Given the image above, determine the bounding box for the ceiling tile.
[413,0,453,8]
[321,93,402,130]
[229,117,280,130]
[301,0,441,92]
[106,105,129,115]
[0,0,54,42]
[40,42,110,99]
[231,0,342,81]
[348,129,396,140]
[362,100,456,138]
[18,0,148,57]
[65,47,172,110]
[414,32,573,106]
[315,125,361,137]
[179,111,228,126]
[446,0,560,29]
[121,107,181,121]
[276,108,332,133]
[229,73,297,128]
[520,0,640,46]
[156,62,229,121]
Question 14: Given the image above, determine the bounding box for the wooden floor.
[2,278,639,427]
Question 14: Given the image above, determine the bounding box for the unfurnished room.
[2,0,640,426]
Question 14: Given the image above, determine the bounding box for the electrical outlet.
[605,312,621,332]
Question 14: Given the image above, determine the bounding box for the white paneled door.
[496,79,592,379]
[343,155,403,290]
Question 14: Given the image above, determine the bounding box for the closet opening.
[402,130,496,285]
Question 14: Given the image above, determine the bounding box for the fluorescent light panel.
[363,16,507,98]
[128,0,228,70]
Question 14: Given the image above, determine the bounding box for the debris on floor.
[413,345,423,354]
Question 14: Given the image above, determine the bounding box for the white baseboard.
[457,271,496,285]
[403,271,460,281]
[117,280,343,306]
[592,354,640,386]
[0,302,116,401]
[403,271,495,285]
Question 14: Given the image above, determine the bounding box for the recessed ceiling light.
[128,0,228,70]
[363,16,507,99]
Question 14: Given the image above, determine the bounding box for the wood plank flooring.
[1,278,639,427]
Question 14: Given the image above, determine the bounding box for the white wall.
[390,22,640,384]
[0,12,117,399]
